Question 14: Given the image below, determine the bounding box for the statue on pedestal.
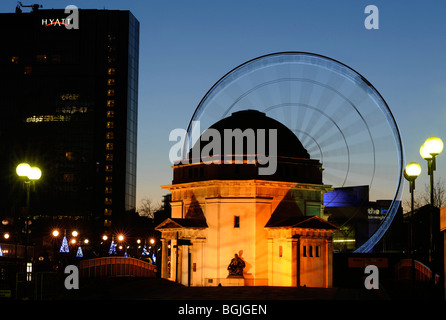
[227,253,245,277]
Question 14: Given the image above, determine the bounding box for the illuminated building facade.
[0,9,139,228]
[156,110,338,287]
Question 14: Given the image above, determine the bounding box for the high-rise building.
[0,7,139,230]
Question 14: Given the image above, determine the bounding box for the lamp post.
[420,136,443,264]
[16,163,41,266]
[404,162,421,281]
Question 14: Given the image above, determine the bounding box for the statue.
[227,253,245,277]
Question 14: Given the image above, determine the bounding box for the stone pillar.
[291,238,298,287]
[267,238,273,286]
[170,238,178,282]
[161,239,169,279]
[326,236,334,288]
[181,244,189,286]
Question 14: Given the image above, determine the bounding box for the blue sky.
[2,0,446,210]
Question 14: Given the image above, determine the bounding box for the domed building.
[156,110,338,287]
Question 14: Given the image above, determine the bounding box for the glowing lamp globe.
[28,167,42,180]
[16,163,31,177]
[404,162,421,179]
[423,137,443,157]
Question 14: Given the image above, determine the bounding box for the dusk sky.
[2,0,446,211]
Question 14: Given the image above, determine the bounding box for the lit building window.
[105,187,113,194]
[65,152,73,160]
[105,165,113,172]
[107,90,115,97]
[36,54,47,62]
[107,78,115,85]
[11,56,19,64]
[106,143,114,150]
[24,66,32,75]
[105,153,113,161]
[107,100,115,107]
[104,209,112,216]
[107,111,114,118]
[105,197,112,205]
[107,68,116,75]
[106,121,114,128]
[105,176,113,183]
[106,132,114,139]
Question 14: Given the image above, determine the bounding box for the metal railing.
[395,259,440,283]
[79,256,156,278]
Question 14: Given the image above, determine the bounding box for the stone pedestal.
[221,276,245,286]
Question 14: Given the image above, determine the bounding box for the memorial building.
[156,110,338,287]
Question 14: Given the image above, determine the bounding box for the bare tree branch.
[138,197,162,220]
[404,177,446,213]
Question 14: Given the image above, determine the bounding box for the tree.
[404,177,446,213]
[138,197,162,220]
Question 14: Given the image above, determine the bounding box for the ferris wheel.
[184,52,404,253]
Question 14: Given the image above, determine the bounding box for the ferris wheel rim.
[185,51,405,253]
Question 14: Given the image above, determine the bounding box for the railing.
[395,259,440,283]
[79,257,156,278]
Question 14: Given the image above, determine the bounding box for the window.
[315,246,320,257]
[303,246,307,257]
[105,187,113,194]
[309,246,313,257]
[11,56,19,64]
[24,66,32,75]
[105,153,113,161]
[105,197,112,205]
[106,121,114,129]
[106,143,114,150]
[234,216,240,228]
[107,100,115,107]
[104,208,112,216]
[107,90,115,97]
[106,111,114,118]
[106,132,114,139]
[107,68,116,75]
[107,78,115,85]
[105,176,113,183]
[105,165,113,172]
[36,54,47,63]
[279,246,283,257]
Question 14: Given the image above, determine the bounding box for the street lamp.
[404,162,421,275]
[420,136,443,264]
[16,163,41,265]
[420,137,443,206]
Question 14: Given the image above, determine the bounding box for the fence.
[79,256,156,278]
[395,259,440,283]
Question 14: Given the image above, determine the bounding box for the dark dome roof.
[188,109,310,160]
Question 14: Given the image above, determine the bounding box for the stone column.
[170,238,178,282]
[161,238,169,279]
